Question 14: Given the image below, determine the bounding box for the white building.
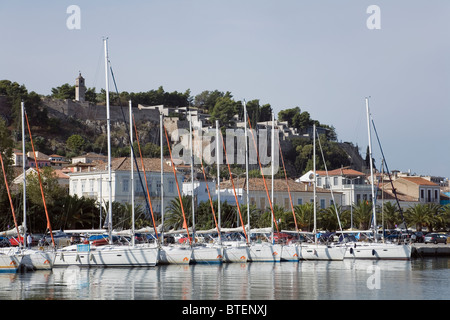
[182,179,217,204]
[68,157,183,215]
[218,177,342,210]
[298,168,375,207]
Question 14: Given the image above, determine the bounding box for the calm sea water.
[0,258,448,301]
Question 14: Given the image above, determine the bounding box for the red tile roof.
[220,177,333,193]
[399,177,438,186]
[316,168,365,177]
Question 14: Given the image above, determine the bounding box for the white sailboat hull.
[54,244,159,267]
[192,245,223,264]
[248,243,281,262]
[0,253,22,273]
[344,242,412,260]
[300,244,346,261]
[159,245,192,264]
[281,243,300,262]
[21,249,55,270]
[222,242,249,263]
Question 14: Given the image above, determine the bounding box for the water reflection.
[0,259,447,300]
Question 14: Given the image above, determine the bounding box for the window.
[427,190,431,202]
[334,177,338,186]
[297,198,303,205]
[157,180,161,193]
[317,177,322,186]
[284,198,289,210]
[435,190,438,200]
[123,179,129,192]
[421,189,424,199]
[320,199,325,209]
[169,179,175,193]
[260,197,265,209]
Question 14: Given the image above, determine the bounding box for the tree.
[318,205,344,231]
[51,83,75,100]
[165,196,192,230]
[52,194,99,230]
[25,166,65,208]
[210,95,241,127]
[66,134,85,154]
[380,201,400,229]
[294,203,314,231]
[242,99,273,128]
[405,203,438,232]
[278,107,301,128]
[352,200,373,230]
[193,90,228,112]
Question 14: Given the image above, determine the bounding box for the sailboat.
[53,39,159,267]
[341,98,411,260]
[159,116,193,265]
[189,114,223,264]
[0,252,22,273]
[20,101,56,270]
[245,108,281,263]
[276,119,300,262]
[299,124,346,261]
[217,119,250,263]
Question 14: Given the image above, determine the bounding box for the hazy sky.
[1,1,449,179]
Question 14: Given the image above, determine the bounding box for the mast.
[216,120,221,234]
[164,125,191,245]
[366,97,377,242]
[0,151,21,247]
[21,101,27,247]
[313,123,317,244]
[381,159,385,243]
[271,112,275,244]
[24,111,55,247]
[129,100,135,246]
[246,115,279,234]
[189,111,196,242]
[104,37,113,244]
[160,113,164,243]
[244,101,250,238]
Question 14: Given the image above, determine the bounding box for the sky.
[1,1,449,179]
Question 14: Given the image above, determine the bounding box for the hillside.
[0,80,367,177]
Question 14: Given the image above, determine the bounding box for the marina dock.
[411,243,450,257]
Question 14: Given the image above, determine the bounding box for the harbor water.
[0,257,448,300]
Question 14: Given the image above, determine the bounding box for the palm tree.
[238,203,259,229]
[318,205,344,231]
[405,203,435,232]
[381,201,400,229]
[439,204,450,231]
[352,200,373,230]
[51,194,98,230]
[294,202,314,232]
[165,196,191,230]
